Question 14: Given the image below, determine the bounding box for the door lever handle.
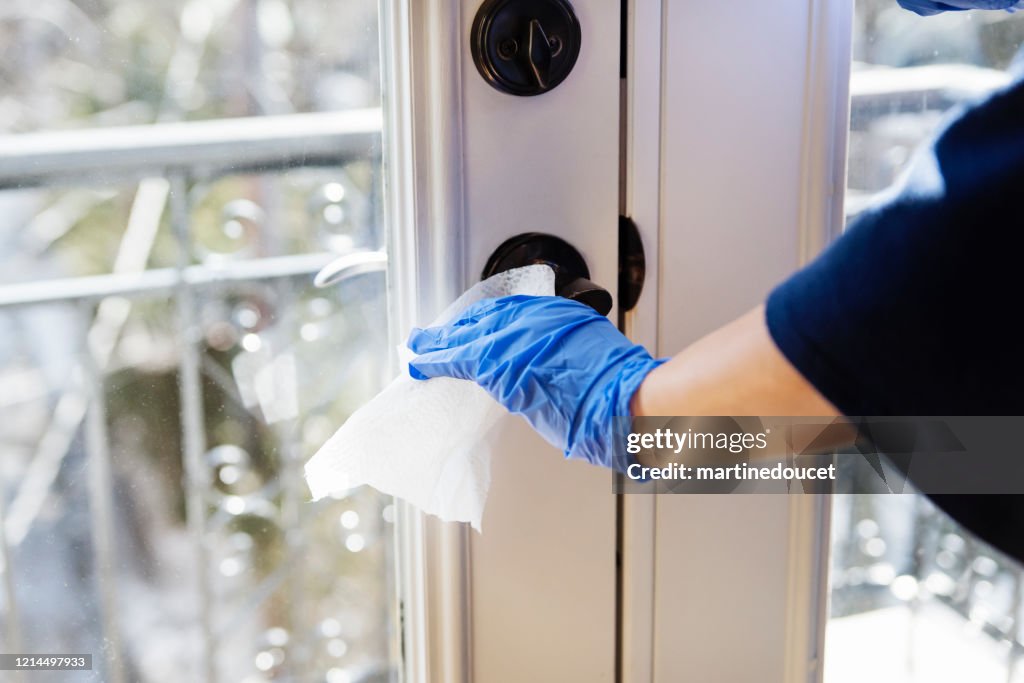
[314,250,387,288]
[481,232,613,315]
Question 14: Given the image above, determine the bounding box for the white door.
[621,3,1024,683]
[385,1,622,681]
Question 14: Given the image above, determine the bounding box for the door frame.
[380,1,473,682]
[620,1,853,682]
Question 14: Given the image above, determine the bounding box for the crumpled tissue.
[304,264,556,531]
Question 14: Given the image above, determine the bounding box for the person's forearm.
[631,305,840,418]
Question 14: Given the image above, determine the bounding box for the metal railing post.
[81,302,126,683]
[0,475,24,683]
[170,172,217,683]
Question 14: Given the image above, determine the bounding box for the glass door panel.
[0,2,398,682]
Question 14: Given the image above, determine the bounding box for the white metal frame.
[380,1,473,682]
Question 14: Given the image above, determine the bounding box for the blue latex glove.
[407,295,665,469]
[899,0,1024,15]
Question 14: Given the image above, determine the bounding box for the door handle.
[313,250,388,288]
[481,232,612,315]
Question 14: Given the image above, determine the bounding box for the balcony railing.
[0,109,390,683]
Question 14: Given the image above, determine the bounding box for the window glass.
[827,3,1024,681]
[0,0,380,132]
[0,2,397,682]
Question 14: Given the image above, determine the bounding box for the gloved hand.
[899,0,1024,15]
[407,295,665,469]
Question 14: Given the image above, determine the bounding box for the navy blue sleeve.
[765,76,1024,417]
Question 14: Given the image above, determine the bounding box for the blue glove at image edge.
[898,0,1024,16]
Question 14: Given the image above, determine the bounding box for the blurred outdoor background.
[0,1,396,682]
[829,2,1024,682]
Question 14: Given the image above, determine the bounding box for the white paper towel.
[304,264,556,531]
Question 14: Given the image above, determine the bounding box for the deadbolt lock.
[470,0,582,96]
